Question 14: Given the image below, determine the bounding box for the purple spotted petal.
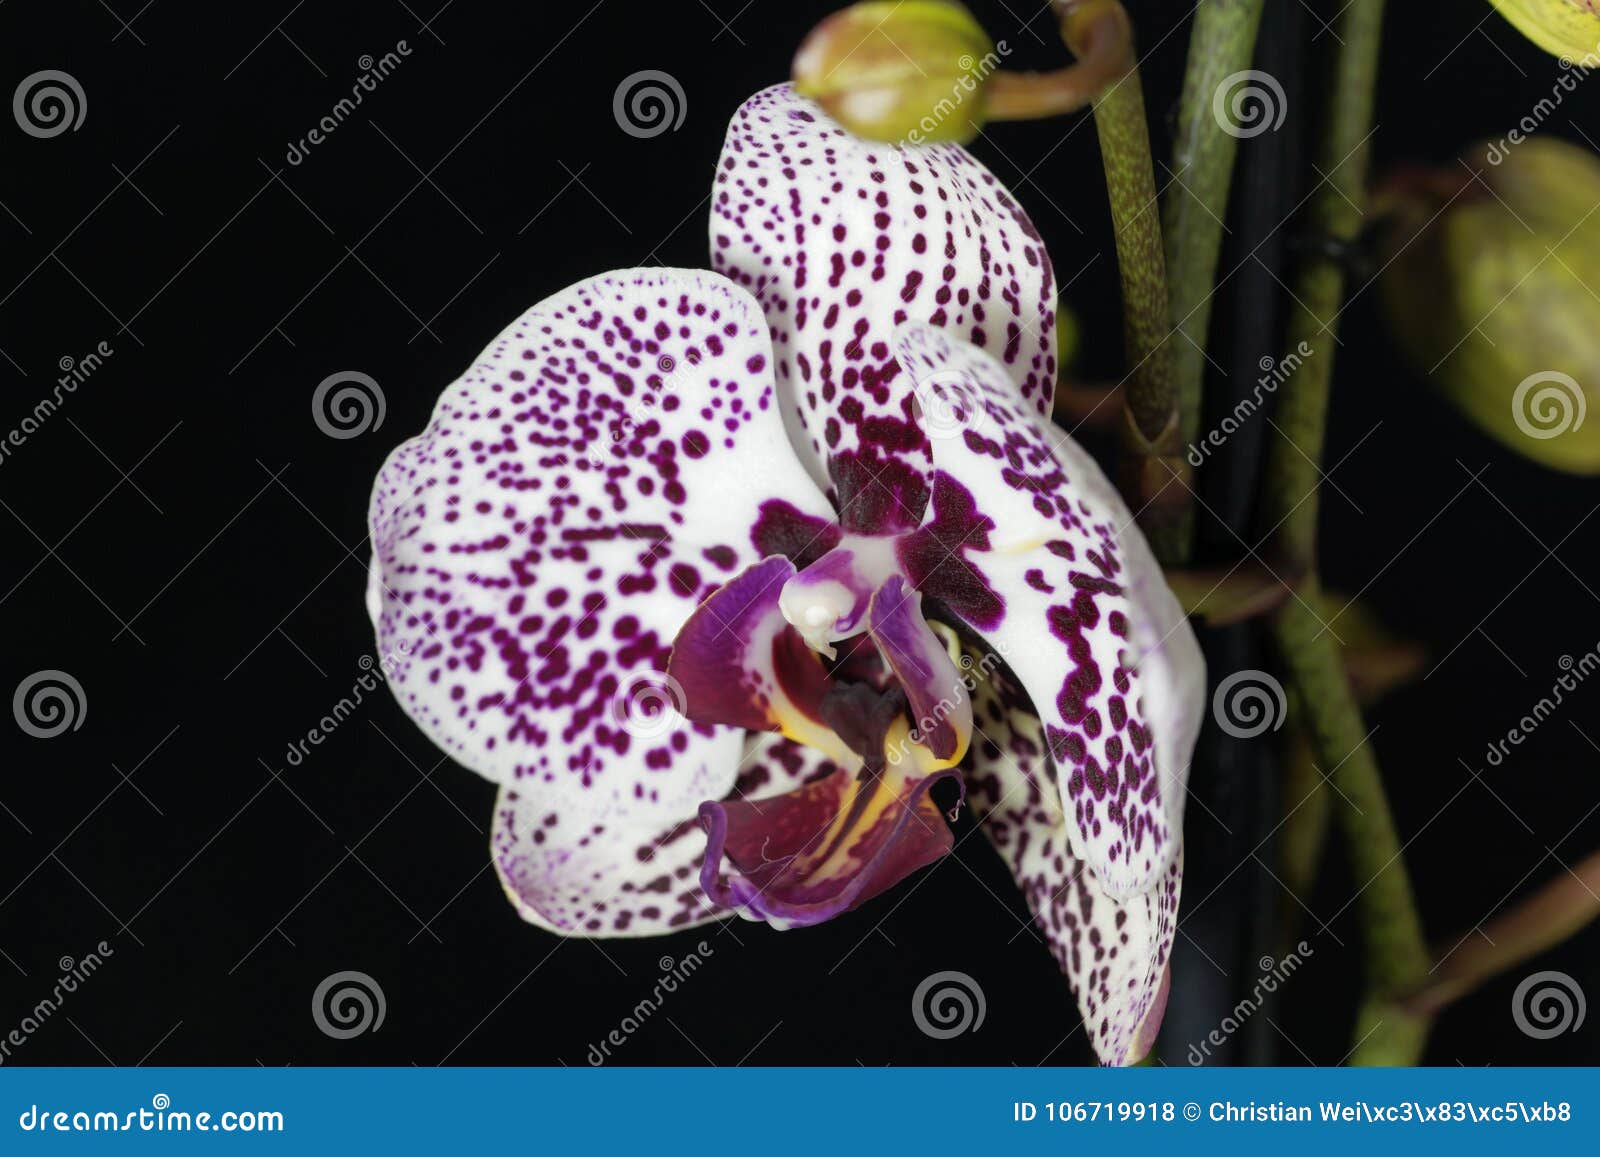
[367,268,838,929]
[495,732,842,936]
[711,84,1057,534]
[890,323,1205,898]
[966,663,1179,1065]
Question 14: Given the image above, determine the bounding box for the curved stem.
[1054,0,1184,563]
[986,2,1130,120]
[1164,0,1267,452]
[1260,0,1430,1065]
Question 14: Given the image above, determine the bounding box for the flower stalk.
[1164,0,1267,455]
[1258,0,1433,1064]
[1055,0,1186,564]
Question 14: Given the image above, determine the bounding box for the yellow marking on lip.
[787,771,921,883]
[768,701,857,769]
[885,714,967,774]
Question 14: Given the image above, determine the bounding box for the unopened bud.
[1378,137,1600,474]
[792,1,995,145]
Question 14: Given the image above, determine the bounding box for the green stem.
[1089,78,1172,446]
[1057,0,1184,564]
[1164,0,1266,454]
[1275,591,1430,989]
[1277,719,1330,930]
[1260,1,1382,560]
[1261,0,1431,1065]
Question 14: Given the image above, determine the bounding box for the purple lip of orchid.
[667,548,975,933]
[365,83,1205,1066]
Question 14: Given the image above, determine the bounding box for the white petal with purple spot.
[966,663,1178,1066]
[368,268,835,837]
[712,84,1057,533]
[494,731,841,936]
[891,323,1205,898]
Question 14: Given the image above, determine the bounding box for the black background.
[2,0,1597,1067]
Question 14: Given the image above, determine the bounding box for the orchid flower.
[366,84,1205,1065]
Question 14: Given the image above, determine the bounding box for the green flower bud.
[1378,137,1600,473]
[1488,0,1600,61]
[792,1,997,145]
